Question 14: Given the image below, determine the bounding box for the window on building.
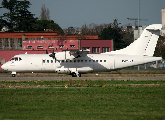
[49,45,54,49]
[59,45,64,48]
[70,45,75,48]
[92,47,100,53]
[82,47,90,50]
[37,46,43,49]
[102,47,109,53]
[27,46,32,49]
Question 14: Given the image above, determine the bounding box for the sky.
[0,0,165,29]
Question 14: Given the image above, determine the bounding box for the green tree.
[154,36,165,59]
[34,20,64,35]
[0,0,37,32]
[99,19,127,50]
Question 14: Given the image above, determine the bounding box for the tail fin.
[107,24,162,56]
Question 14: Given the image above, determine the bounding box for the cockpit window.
[10,57,22,61]
[15,57,18,61]
[10,58,15,61]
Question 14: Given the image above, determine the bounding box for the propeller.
[49,49,56,62]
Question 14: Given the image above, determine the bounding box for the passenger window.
[62,60,64,63]
[66,60,68,63]
[19,58,22,61]
[93,60,95,62]
[104,60,106,62]
[43,60,45,63]
[74,60,76,62]
[100,60,102,62]
[89,60,91,62]
[78,60,80,62]
[70,60,72,62]
[96,60,98,62]
[51,60,53,63]
[85,60,87,62]
[81,60,83,62]
[47,60,49,63]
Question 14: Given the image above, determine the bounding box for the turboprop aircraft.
[1,24,162,77]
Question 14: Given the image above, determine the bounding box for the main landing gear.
[71,72,81,77]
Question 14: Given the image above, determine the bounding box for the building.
[162,9,165,27]
[0,32,112,70]
[80,40,113,53]
[161,9,165,36]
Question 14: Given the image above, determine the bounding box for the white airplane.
[1,24,162,77]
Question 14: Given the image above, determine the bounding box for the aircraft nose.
[1,64,7,70]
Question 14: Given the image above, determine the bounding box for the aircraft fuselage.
[1,54,161,76]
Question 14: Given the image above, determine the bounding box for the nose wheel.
[12,74,16,77]
[12,72,16,77]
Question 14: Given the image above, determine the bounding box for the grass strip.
[0,84,165,119]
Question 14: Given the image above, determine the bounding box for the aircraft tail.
[107,24,162,56]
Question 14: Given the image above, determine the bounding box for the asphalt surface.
[0,77,165,81]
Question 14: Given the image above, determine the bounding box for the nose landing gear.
[12,72,16,77]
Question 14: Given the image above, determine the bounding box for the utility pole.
[138,0,140,71]
[138,0,140,38]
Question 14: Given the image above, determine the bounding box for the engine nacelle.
[55,51,75,60]
[55,68,71,74]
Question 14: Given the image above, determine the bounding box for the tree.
[15,0,37,31]
[0,0,37,32]
[0,0,18,31]
[99,19,132,50]
[154,36,165,59]
[39,4,50,20]
[34,20,64,35]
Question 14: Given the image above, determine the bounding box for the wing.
[49,49,90,60]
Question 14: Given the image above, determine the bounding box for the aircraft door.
[108,55,115,70]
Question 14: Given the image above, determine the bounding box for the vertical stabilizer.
[106,24,162,56]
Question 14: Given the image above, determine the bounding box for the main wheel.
[72,73,77,77]
[12,74,16,77]
[77,73,81,77]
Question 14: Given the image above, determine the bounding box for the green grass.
[1,80,165,88]
[0,81,165,120]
